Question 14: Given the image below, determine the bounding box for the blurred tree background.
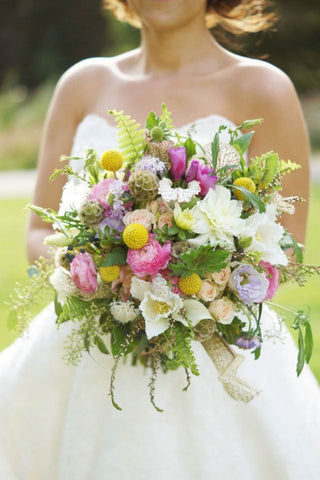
[1,0,319,92]
[0,0,319,171]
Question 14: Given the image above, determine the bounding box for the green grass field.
[1,191,320,382]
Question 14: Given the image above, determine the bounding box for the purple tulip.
[186,159,200,182]
[196,164,218,197]
[169,147,186,180]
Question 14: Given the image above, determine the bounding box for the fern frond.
[159,103,174,130]
[280,159,301,174]
[173,323,199,376]
[108,110,145,167]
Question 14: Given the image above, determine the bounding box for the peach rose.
[208,297,236,325]
[211,266,231,286]
[123,209,156,231]
[197,280,219,302]
[158,212,174,229]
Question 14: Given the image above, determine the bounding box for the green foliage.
[168,323,199,376]
[6,258,54,335]
[159,103,174,130]
[184,137,197,159]
[169,245,230,278]
[100,247,127,267]
[211,132,220,170]
[216,316,246,345]
[109,109,145,168]
[232,132,254,155]
[292,309,313,376]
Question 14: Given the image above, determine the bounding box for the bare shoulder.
[226,55,300,118]
[51,50,138,118]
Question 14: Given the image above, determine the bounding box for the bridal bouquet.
[9,105,318,411]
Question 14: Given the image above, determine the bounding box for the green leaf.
[238,118,263,130]
[232,186,266,213]
[94,335,110,355]
[253,347,261,360]
[27,266,39,278]
[296,327,305,376]
[305,322,313,364]
[184,137,197,159]
[258,152,280,189]
[146,111,158,130]
[232,132,254,155]
[169,245,229,278]
[211,132,220,170]
[111,325,128,357]
[100,247,127,267]
[284,233,304,264]
[167,226,179,235]
[54,295,63,317]
[133,335,149,357]
[7,310,17,330]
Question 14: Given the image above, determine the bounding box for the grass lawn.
[0,191,320,383]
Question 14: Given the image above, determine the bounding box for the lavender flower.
[229,264,268,304]
[235,335,261,350]
[136,155,167,175]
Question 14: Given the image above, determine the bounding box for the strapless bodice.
[59,113,237,213]
[69,113,237,169]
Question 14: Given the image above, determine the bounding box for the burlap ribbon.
[195,320,261,402]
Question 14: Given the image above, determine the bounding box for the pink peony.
[70,252,98,295]
[88,179,116,209]
[127,234,172,278]
[260,261,279,300]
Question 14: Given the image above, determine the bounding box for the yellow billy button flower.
[99,265,120,282]
[233,177,256,201]
[100,150,123,172]
[123,223,149,249]
[179,273,202,296]
[173,203,195,230]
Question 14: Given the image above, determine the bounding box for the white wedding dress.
[1,114,320,480]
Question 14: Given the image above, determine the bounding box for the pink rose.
[127,234,172,278]
[70,252,98,295]
[211,267,231,286]
[260,261,279,300]
[158,212,174,229]
[88,179,116,209]
[208,297,236,325]
[197,280,219,302]
[123,209,156,231]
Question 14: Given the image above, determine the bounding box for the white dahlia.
[189,185,246,249]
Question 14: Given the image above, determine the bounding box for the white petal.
[183,299,213,326]
[145,317,169,339]
[130,276,152,302]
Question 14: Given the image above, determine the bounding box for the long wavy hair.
[103,0,277,37]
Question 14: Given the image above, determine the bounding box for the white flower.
[59,181,91,216]
[244,204,288,265]
[130,275,213,339]
[158,178,201,203]
[271,192,296,215]
[50,267,79,302]
[110,301,140,324]
[189,185,245,249]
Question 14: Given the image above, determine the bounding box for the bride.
[1,1,320,478]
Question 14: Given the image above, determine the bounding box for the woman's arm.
[237,62,310,246]
[26,67,87,264]
[26,60,107,264]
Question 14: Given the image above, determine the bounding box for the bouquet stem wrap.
[201,333,261,402]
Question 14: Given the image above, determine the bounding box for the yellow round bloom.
[123,223,149,249]
[179,273,202,295]
[100,150,123,172]
[174,203,195,230]
[233,177,256,201]
[99,265,120,282]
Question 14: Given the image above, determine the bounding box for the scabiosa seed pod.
[128,169,159,203]
[145,132,174,168]
[78,199,105,226]
[171,241,191,258]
